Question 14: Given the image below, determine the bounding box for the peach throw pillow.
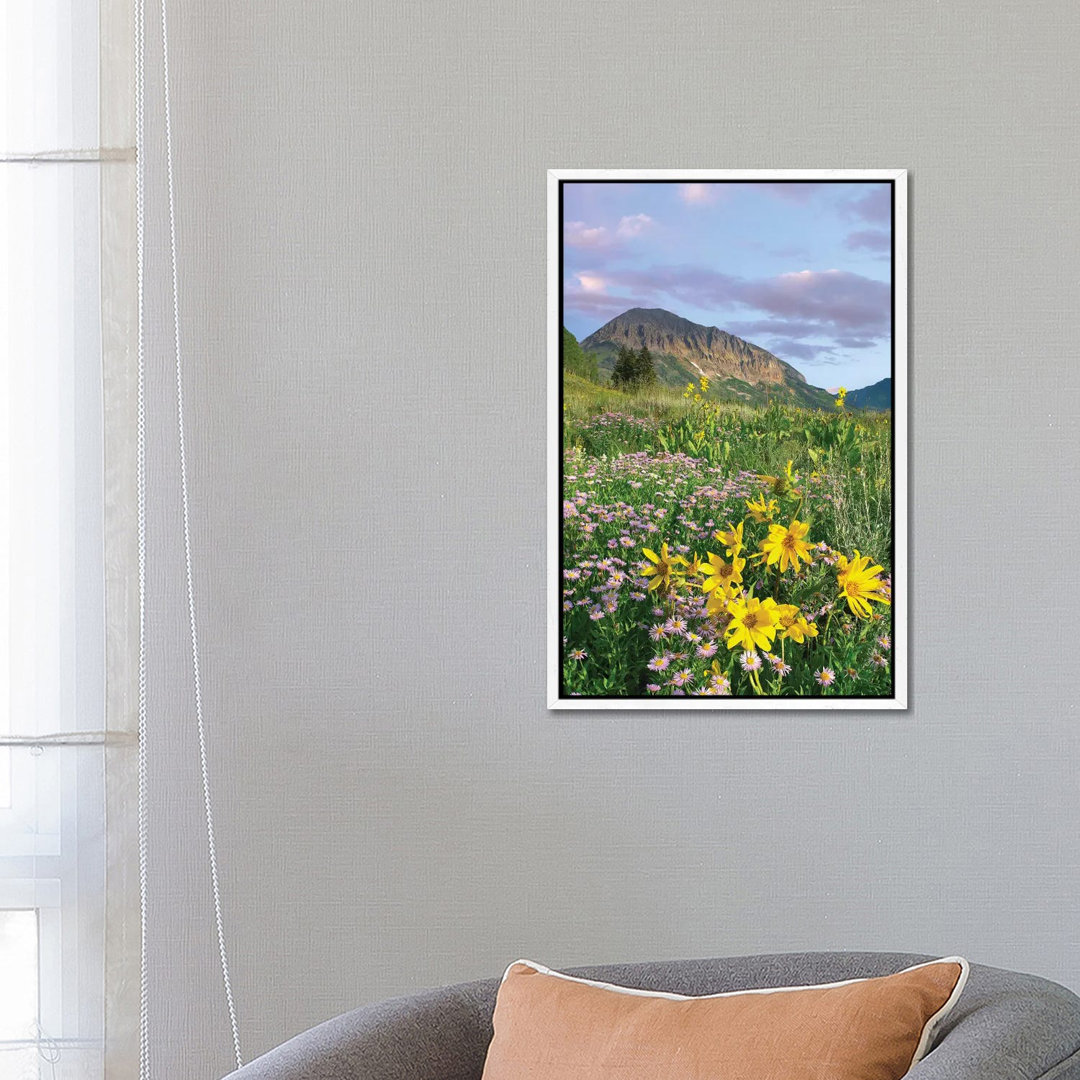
[481,957,968,1080]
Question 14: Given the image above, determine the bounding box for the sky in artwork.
[562,180,894,391]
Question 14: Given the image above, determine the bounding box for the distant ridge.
[846,377,891,411]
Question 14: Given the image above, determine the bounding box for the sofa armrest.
[221,979,496,1080]
[909,967,1080,1080]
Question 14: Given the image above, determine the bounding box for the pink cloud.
[766,339,843,364]
[678,181,833,207]
[738,269,890,335]
[563,264,890,337]
[746,182,833,203]
[562,288,637,317]
[574,272,607,293]
[615,213,654,239]
[844,228,891,253]
[843,186,891,224]
[678,183,722,205]
[565,214,656,248]
[564,221,611,249]
[726,318,830,340]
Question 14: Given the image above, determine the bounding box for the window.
[1,2,115,1077]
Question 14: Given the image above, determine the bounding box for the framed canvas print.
[547,170,907,709]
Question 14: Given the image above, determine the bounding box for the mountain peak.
[605,307,710,334]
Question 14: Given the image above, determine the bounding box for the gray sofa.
[223,952,1080,1079]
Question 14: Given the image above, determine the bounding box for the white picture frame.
[547,170,907,709]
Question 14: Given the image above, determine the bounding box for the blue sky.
[563,181,893,391]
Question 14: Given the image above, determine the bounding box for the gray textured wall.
[139,2,1080,1076]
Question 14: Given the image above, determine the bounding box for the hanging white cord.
[133,0,151,1072]
[157,0,244,1068]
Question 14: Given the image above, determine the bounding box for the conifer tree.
[634,345,657,387]
[611,345,637,388]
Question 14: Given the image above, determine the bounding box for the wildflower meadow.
[560,376,894,699]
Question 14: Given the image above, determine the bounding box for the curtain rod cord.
[134,0,150,1072]
[159,0,243,1063]
[136,0,244,1070]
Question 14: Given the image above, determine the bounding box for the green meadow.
[560,361,894,699]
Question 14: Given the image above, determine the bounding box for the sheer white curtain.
[1,2,137,1078]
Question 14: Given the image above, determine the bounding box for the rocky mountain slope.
[581,307,835,409]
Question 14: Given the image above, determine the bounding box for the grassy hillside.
[588,339,835,410]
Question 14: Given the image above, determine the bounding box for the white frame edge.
[547,169,908,711]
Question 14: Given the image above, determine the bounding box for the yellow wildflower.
[705,580,741,617]
[745,493,778,523]
[723,595,780,652]
[836,550,891,619]
[774,604,799,635]
[757,460,798,497]
[775,604,818,643]
[713,520,744,557]
[640,543,688,594]
[701,552,745,595]
[705,659,731,694]
[759,518,813,574]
